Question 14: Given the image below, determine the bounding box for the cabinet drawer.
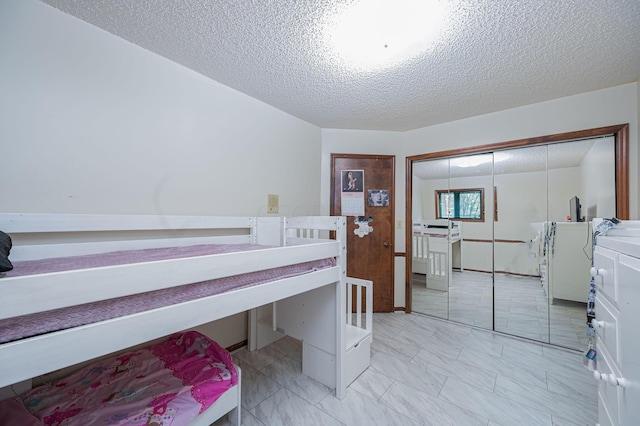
[594,296,619,363]
[345,336,371,386]
[595,345,620,425]
[596,340,640,426]
[593,247,618,306]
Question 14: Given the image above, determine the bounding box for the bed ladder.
[248,277,373,388]
[343,277,373,386]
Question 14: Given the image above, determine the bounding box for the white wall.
[0,0,322,218]
[581,137,616,221]
[547,168,584,222]
[0,0,322,349]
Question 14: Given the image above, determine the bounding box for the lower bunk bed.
[0,213,366,423]
[0,330,241,425]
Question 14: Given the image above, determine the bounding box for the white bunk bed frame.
[412,219,463,291]
[248,275,373,389]
[0,213,364,423]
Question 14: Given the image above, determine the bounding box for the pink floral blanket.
[12,331,237,426]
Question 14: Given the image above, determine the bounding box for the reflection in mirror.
[446,154,493,329]
[412,154,495,330]
[436,188,484,220]
[493,145,549,342]
[411,158,449,319]
[409,127,624,350]
[546,138,615,349]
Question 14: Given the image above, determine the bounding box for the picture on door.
[342,170,363,192]
[368,189,389,207]
[341,169,365,216]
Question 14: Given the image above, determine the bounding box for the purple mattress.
[0,244,335,343]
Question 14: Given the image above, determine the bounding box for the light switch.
[267,194,279,214]
[396,220,403,230]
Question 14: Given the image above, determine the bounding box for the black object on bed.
[0,231,12,273]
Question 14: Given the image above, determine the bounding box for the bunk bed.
[412,219,463,291]
[0,213,360,424]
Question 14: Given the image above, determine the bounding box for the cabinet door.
[595,346,620,425]
[594,295,620,363]
[615,253,640,424]
[593,246,619,307]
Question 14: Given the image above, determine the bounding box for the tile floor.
[214,312,597,425]
[412,271,588,350]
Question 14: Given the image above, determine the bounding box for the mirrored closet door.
[446,153,493,330]
[411,157,450,321]
[545,138,615,348]
[411,153,494,330]
[493,145,549,342]
[410,133,619,350]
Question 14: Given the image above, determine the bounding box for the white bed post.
[248,216,285,351]
[253,216,284,246]
[335,216,347,400]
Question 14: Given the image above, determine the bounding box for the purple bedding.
[0,244,335,344]
[0,330,237,425]
[4,243,271,277]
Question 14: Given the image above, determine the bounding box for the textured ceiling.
[40,0,640,131]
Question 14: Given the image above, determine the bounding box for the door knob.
[384,242,391,248]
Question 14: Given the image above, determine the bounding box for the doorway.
[331,154,395,312]
[405,124,629,349]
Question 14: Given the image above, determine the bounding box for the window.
[435,188,484,221]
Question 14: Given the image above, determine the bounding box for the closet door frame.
[405,123,629,313]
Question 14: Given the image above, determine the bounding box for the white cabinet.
[548,222,592,303]
[592,231,640,426]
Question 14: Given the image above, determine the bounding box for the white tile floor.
[213,312,597,425]
[412,271,589,350]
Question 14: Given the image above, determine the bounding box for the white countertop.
[596,235,640,259]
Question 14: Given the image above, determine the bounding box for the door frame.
[331,153,396,312]
[404,123,629,313]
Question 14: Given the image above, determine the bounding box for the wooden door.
[331,154,395,312]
